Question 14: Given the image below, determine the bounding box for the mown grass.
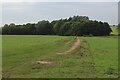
[2,35,75,78]
[2,35,118,78]
[82,36,118,78]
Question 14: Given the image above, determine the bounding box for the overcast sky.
[1,1,119,26]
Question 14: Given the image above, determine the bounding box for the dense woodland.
[2,16,113,36]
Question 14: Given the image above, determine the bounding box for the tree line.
[118,23,120,35]
[2,16,112,36]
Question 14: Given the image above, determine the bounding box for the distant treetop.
[2,15,112,36]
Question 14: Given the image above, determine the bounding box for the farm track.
[57,37,80,55]
[35,37,80,64]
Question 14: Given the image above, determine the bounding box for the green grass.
[82,36,118,78]
[0,35,1,79]
[2,35,118,78]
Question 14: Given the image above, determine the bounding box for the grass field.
[2,35,118,78]
[81,36,118,78]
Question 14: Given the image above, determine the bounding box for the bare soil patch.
[35,60,53,65]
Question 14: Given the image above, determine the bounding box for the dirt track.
[35,37,80,65]
[57,37,80,55]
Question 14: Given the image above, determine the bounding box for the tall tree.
[36,20,53,35]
